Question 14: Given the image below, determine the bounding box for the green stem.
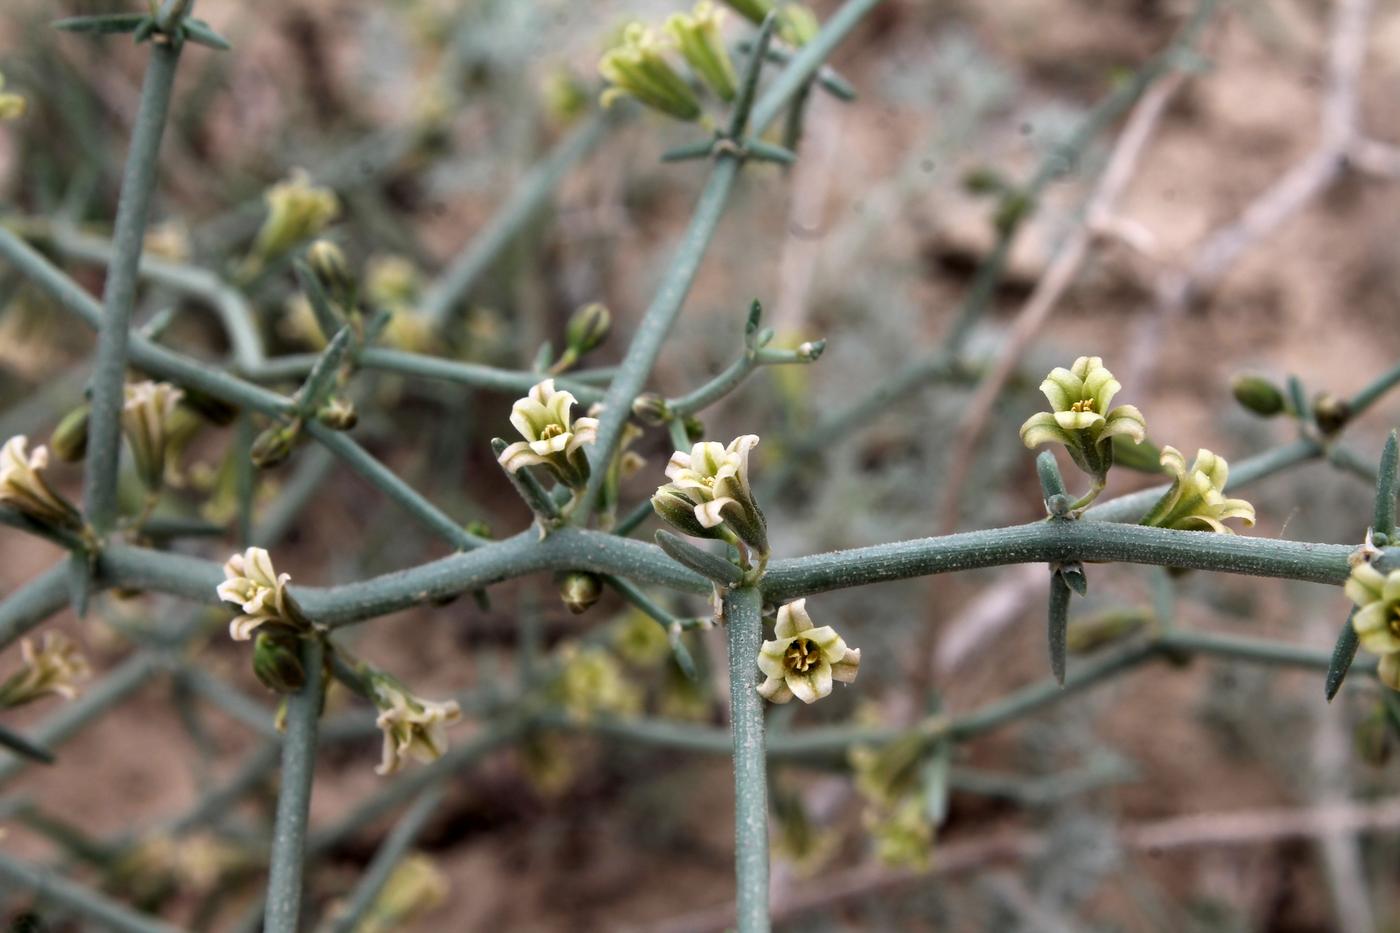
[0,850,181,933]
[1349,359,1400,416]
[264,635,325,933]
[724,584,769,933]
[0,561,70,652]
[83,39,184,535]
[325,784,445,933]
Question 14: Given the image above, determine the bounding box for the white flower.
[496,380,599,488]
[655,434,768,555]
[757,600,860,705]
[0,633,92,708]
[369,673,463,775]
[0,435,81,530]
[216,547,298,641]
[1138,447,1256,534]
[121,380,184,489]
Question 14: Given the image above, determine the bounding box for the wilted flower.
[1346,563,1400,689]
[0,73,25,121]
[666,3,739,102]
[555,646,642,722]
[368,671,463,775]
[655,434,768,557]
[866,797,933,869]
[0,633,91,708]
[599,24,703,122]
[244,170,339,275]
[757,599,860,704]
[497,380,599,488]
[122,380,184,490]
[352,854,449,933]
[250,419,303,469]
[1138,447,1255,533]
[0,436,82,531]
[216,547,306,641]
[1019,356,1146,479]
[316,396,358,431]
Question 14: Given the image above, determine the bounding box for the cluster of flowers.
[1021,356,1256,531]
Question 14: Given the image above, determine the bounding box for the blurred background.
[3,0,1400,929]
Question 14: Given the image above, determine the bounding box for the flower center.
[539,423,566,441]
[1070,398,1097,414]
[785,638,821,674]
[1390,604,1400,636]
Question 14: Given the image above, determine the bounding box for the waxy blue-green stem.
[264,635,325,933]
[724,584,769,933]
[83,36,185,534]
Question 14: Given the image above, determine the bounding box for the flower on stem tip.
[1020,356,1146,479]
[665,3,739,103]
[121,380,184,490]
[497,380,599,489]
[243,170,339,276]
[1346,564,1400,689]
[216,547,306,641]
[368,671,463,775]
[0,435,81,531]
[599,24,703,122]
[757,599,859,704]
[1138,447,1255,534]
[0,633,91,708]
[654,434,768,558]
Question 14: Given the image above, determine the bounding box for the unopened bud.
[796,339,826,362]
[50,404,91,462]
[307,239,354,306]
[252,632,306,694]
[559,571,603,615]
[565,303,611,357]
[632,393,670,426]
[1313,393,1351,436]
[1230,374,1285,418]
[250,420,301,470]
[464,520,492,540]
[316,396,358,431]
[682,416,705,445]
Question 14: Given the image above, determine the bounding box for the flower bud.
[631,393,671,426]
[796,339,826,362]
[599,24,703,122]
[316,396,358,431]
[1313,393,1352,436]
[49,404,91,462]
[250,420,302,470]
[565,302,611,357]
[252,632,306,694]
[683,416,705,444]
[558,571,603,615]
[122,381,184,490]
[1230,374,1285,418]
[0,436,82,531]
[0,73,25,122]
[307,239,355,307]
[666,3,739,102]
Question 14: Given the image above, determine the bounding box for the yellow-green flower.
[1346,563,1400,689]
[243,170,339,275]
[216,547,305,641]
[0,436,81,531]
[121,380,184,490]
[757,599,860,704]
[666,3,739,102]
[497,380,599,488]
[1019,356,1146,478]
[0,633,91,708]
[555,646,643,723]
[654,434,768,556]
[777,5,820,46]
[1138,447,1255,533]
[599,24,703,122]
[866,796,933,869]
[368,671,463,775]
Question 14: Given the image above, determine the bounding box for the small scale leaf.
[1325,607,1361,702]
[52,13,148,35]
[1373,430,1398,539]
[0,723,55,764]
[182,18,231,50]
[295,326,353,413]
[671,637,699,682]
[655,530,743,586]
[743,138,797,165]
[1036,450,1067,501]
[1048,572,1072,686]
